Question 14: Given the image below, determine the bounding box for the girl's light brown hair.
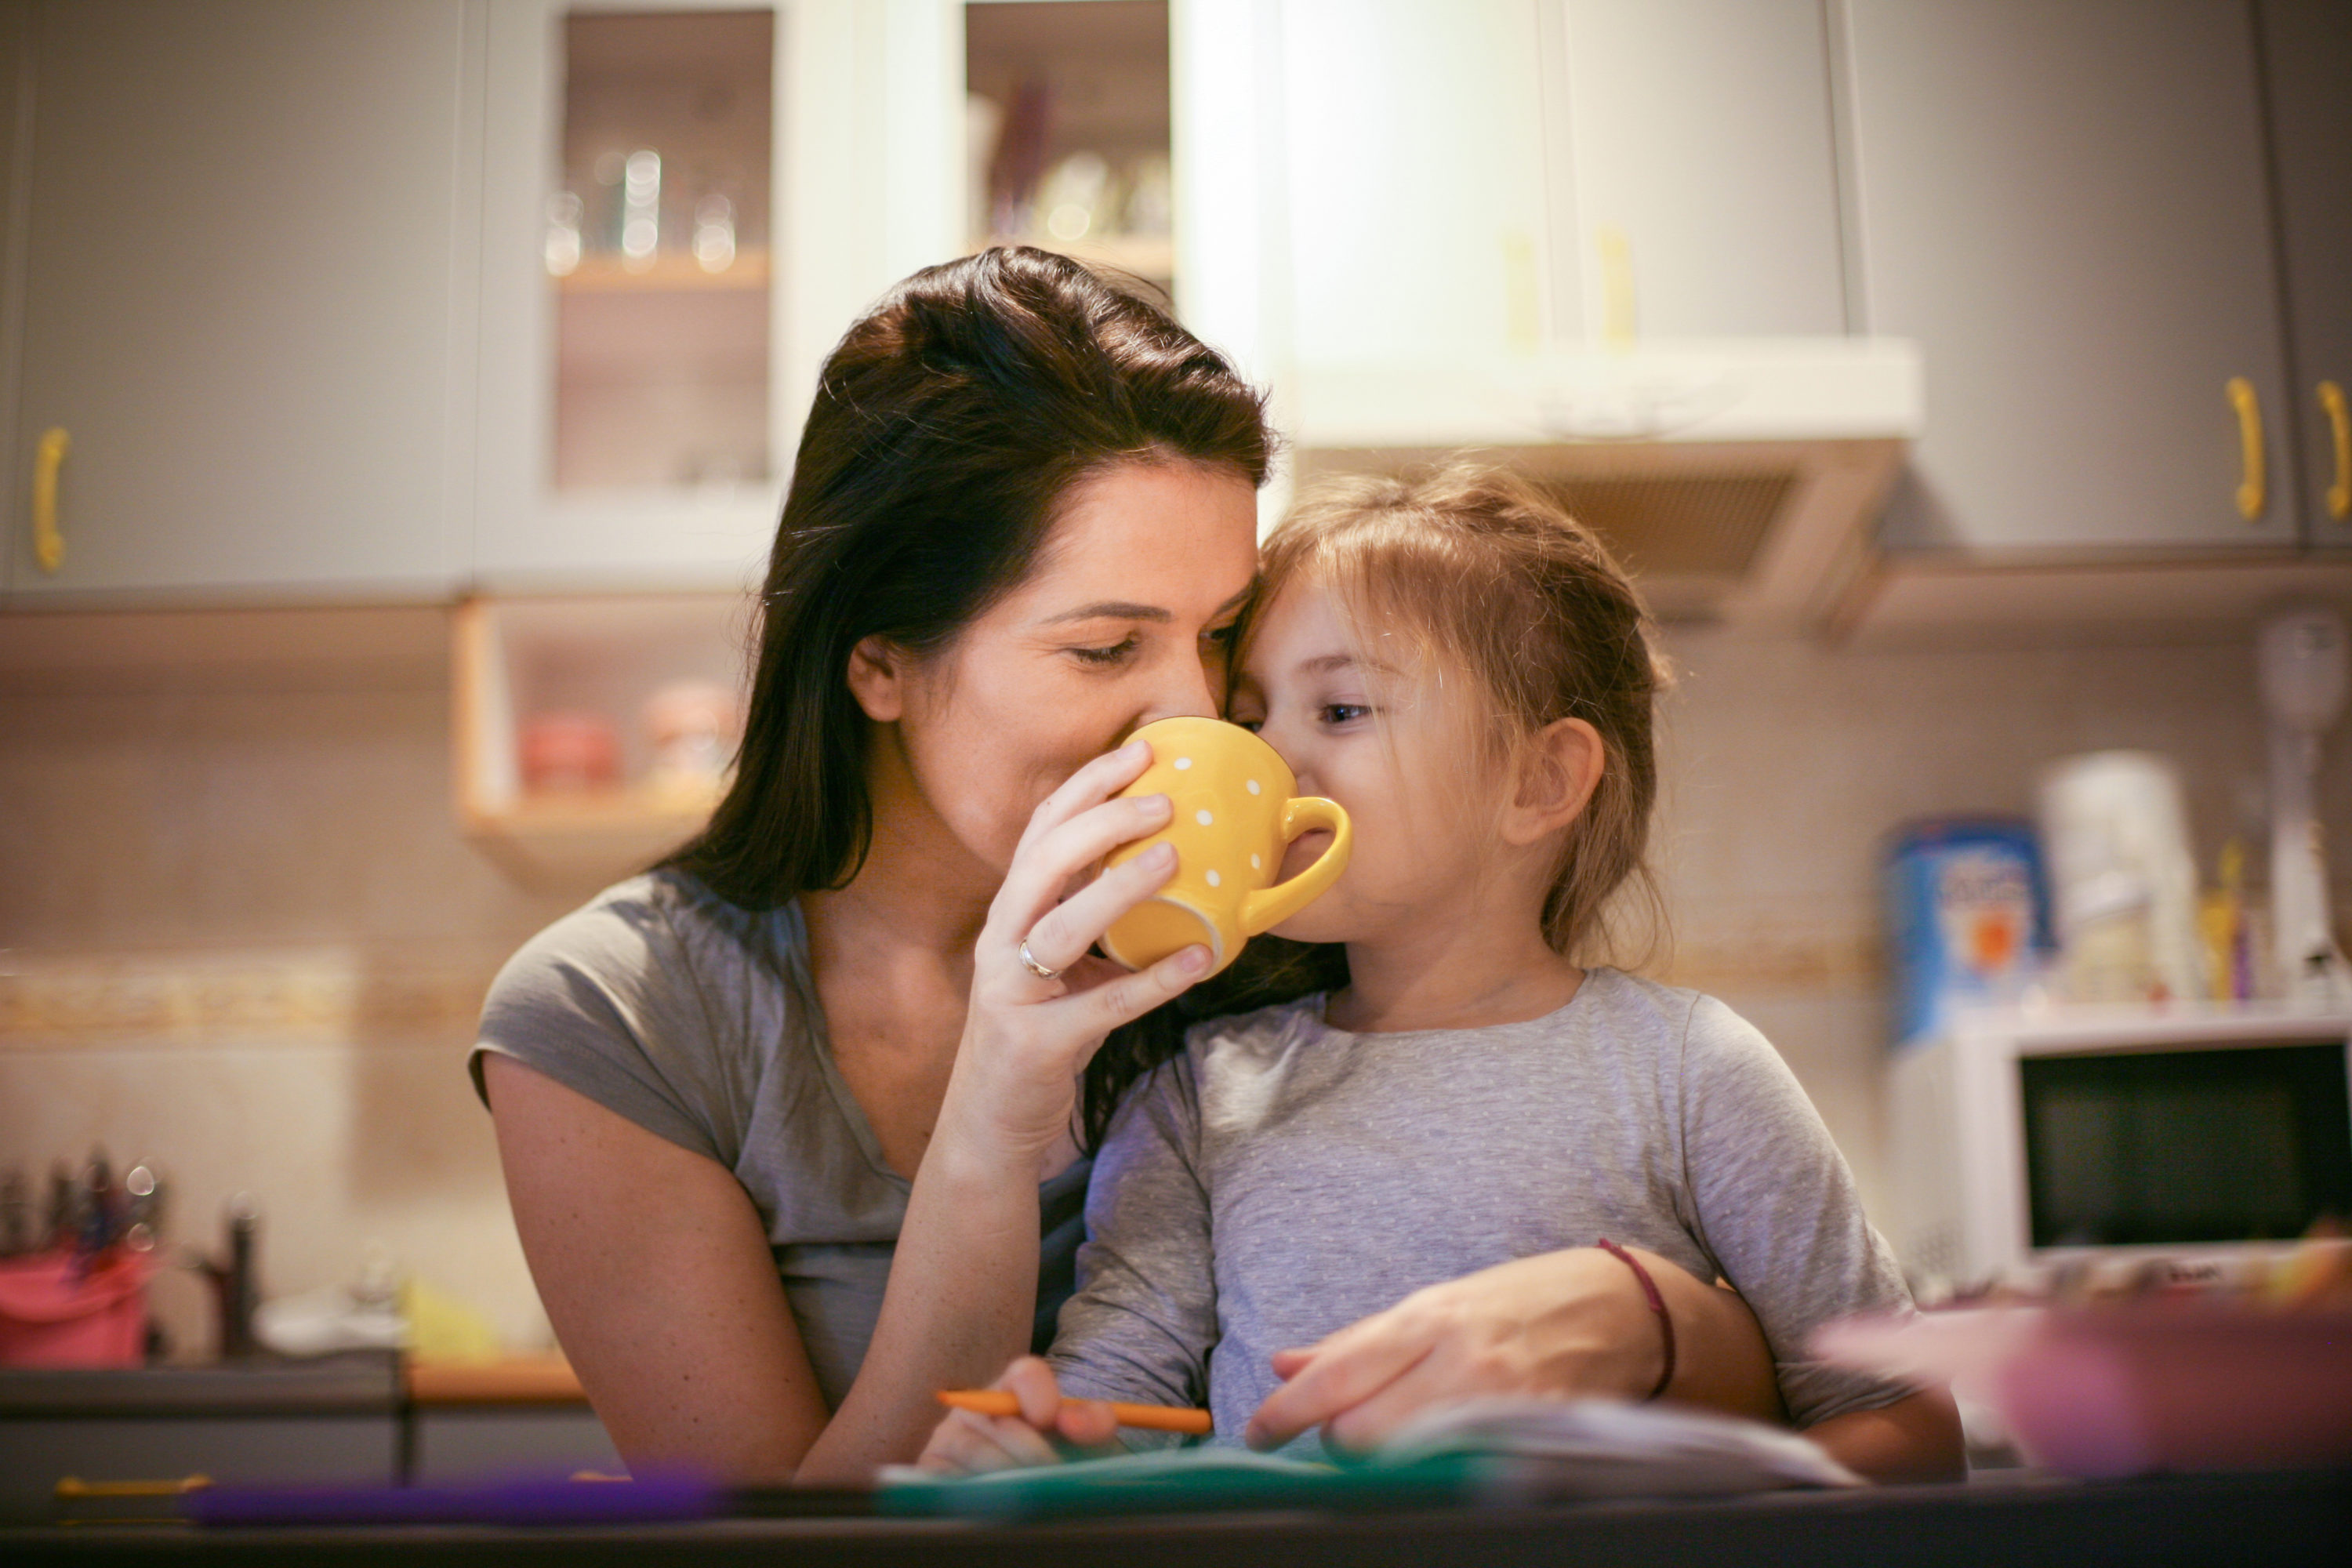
[1236,462,1673,966]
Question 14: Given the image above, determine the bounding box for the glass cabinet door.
[550,8,775,492]
[964,2,1173,297]
[475,0,791,590]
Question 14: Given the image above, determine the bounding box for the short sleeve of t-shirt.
[470,874,743,1169]
[1674,993,1917,1426]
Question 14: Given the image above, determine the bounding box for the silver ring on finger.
[1017,937,1062,981]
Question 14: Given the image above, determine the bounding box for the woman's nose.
[1132,648,1225,728]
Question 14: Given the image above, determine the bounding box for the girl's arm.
[1677,996,1961,1481]
[1806,1388,1965,1483]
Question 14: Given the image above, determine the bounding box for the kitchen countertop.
[0,1352,402,1417]
[0,1353,588,1417]
[405,1355,583,1406]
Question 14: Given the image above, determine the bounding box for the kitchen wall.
[2,608,2344,1357]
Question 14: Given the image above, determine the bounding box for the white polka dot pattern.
[1196,810,1213,826]
[1206,869,1221,887]
[1173,757,1192,770]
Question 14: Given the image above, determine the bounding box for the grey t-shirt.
[1049,968,1915,1447]
[471,871,1091,1410]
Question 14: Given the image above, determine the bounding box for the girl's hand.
[942,739,1213,1169]
[1244,1247,1775,1454]
[914,1356,1123,1474]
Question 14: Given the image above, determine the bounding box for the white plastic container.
[2037,751,2209,1004]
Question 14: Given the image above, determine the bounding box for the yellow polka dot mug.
[1099,716,1352,976]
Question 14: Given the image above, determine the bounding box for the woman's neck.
[800,727,1000,993]
[1325,871,1584,1036]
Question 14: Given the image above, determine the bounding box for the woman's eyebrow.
[1039,601,1171,626]
[1040,583,1254,628]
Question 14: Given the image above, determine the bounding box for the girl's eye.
[1202,621,1240,650]
[1320,703,1371,726]
[1069,635,1140,668]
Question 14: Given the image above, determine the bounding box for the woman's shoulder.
[474,869,811,1166]
[493,869,799,1000]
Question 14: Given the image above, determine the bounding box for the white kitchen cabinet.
[4,0,480,603]
[1547,0,1848,340]
[2260,0,2352,554]
[1842,0,2301,557]
[470,0,960,591]
[1265,0,1846,373]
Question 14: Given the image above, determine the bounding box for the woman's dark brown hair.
[663,246,1273,1145]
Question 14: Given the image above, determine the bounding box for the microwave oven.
[1885,1005,2352,1287]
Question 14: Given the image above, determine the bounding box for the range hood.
[1285,338,1923,631]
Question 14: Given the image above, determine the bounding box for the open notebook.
[877,1397,1861,1519]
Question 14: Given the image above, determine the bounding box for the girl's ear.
[846,634,909,722]
[1501,717,1606,847]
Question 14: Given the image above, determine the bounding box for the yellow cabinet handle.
[2226,377,2264,522]
[32,425,68,572]
[2322,380,2350,521]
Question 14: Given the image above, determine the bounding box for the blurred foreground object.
[2259,605,2352,1006]
[1820,1236,2352,1478]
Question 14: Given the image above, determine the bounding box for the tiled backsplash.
[1,610,2341,1355]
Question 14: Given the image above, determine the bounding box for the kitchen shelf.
[554,245,771,295]
[452,593,750,884]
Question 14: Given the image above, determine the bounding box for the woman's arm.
[491,743,1207,1482]
[1243,1244,1780,1452]
[798,752,1216,1480]
[488,1053,1083,1484]
[484,1054,826,1482]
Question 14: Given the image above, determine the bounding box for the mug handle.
[1240,797,1352,937]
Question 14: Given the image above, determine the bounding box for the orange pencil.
[937,1388,1214,1436]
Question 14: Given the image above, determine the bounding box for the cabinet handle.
[2322,380,2350,521]
[2226,377,2263,521]
[32,425,68,572]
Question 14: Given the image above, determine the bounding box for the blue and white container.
[1884,818,2053,1050]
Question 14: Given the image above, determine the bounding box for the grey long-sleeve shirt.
[1048,968,1915,1450]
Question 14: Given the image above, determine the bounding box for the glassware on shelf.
[619,147,661,271]
[543,191,583,277]
[551,8,774,491]
[691,194,736,273]
[964,2,1173,285]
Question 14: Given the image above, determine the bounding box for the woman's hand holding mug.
[938,738,1214,1171]
[942,724,1352,1174]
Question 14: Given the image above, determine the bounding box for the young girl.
[921,464,1962,1482]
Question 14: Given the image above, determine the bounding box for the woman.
[474,249,1780,1484]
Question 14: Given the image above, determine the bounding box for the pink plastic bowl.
[1994,1305,2352,1477]
[0,1248,152,1367]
